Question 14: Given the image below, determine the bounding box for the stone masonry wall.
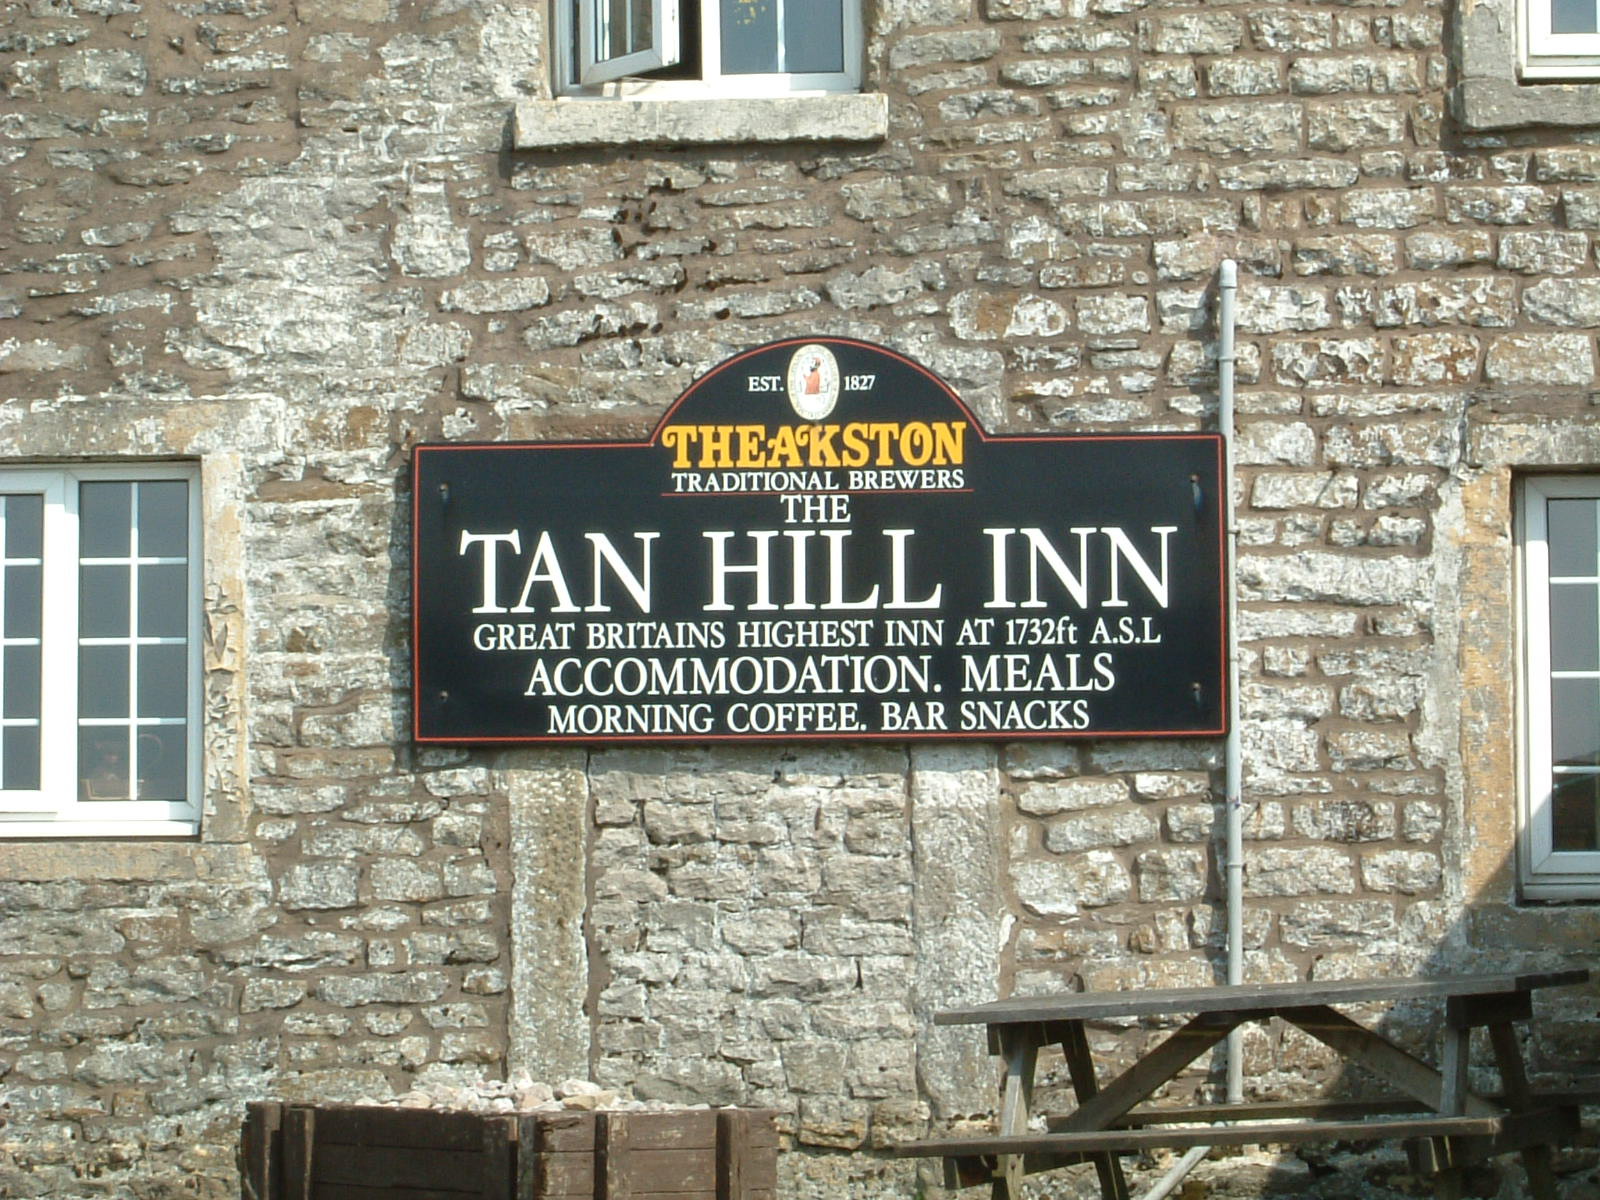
[4,0,1600,1194]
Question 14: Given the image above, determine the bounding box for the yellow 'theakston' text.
[659,421,966,470]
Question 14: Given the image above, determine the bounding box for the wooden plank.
[1057,1021,1130,1200]
[312,1107,492,1152]
[934,970,1590,1027]
[1447,990,1532,1030]
[243,1102,284,1200]
[1106,1098,1432,1126]
[993,1025,1038,1200]
[313,1145,484,1192]
[613,1112,719,1152]
[282,1107,314,1200]
[1407,1107,1579,1175]
[534,1150,597,1197]
[1488,1023,1559,1200]
[735,1112,778,1148]
[601,1110,631,1200]
[484,1113,514,1200]
[314,1188,496,1200]
[718,1110,747,1200]
[895,1114,1506,1159]
[617,1148,717,1192]
[1277,1006,1500,1118]
[1053,1012,1239,1134]
[1114,1089,1600,1127]
[525,1112,600,1154]
[530,1144,754,1198]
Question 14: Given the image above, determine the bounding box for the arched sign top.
[648,337,983,442]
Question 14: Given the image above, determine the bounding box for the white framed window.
[0,464,202,838]
[1519,475,1600,897]
[558,0,862,97]
[1522,0,1600,79]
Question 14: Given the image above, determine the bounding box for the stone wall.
[4,0,1600,1194]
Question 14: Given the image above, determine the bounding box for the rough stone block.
[1443,185,1558,225]
[1307,98,1407,151]
[1148,12,1245,54]
[1250,10,1333,51]
[1339,192,1440,237]
[1524,278,1600,327]
[1498,231,1590,275]
[279,862,360,910]
[1360,849,1441,894]
[1218,158,1358,191]
[1389,331,1480,385]
[1272,337,1384,386]
[1373,277,1516,327]
[1171,101,1302,155]
[1134,848,1207,901]
[1011,853,1123,916]
[1044,810,1159,851]
[1245,847,1357,897]
[1485,333,1596,384]
[1289,54,1421,95]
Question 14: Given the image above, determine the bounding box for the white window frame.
[0,463,202,838]
[558,0,862,98]
[1521,0,1600,79]
[1518,475,1600,898]
[579,0,680,85]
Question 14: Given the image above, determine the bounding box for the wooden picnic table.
[895,969,1592,1200]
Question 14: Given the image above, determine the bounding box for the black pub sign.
[413,338,1226,744]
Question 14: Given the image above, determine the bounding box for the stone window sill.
[513,93,889,150]
[1455,0,1600,129]
[0,839,255,882]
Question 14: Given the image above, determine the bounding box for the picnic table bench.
[895,969,1592,1200]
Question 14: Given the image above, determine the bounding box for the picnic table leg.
[1431,1024,1470,1200]
[1054,1021,1131,1200]
[991,1025,1040,1200]
[1486,1022,1558,1200]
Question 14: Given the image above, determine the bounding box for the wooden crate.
[241,1102,778,1200]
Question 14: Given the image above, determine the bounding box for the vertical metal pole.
[1134,259,1242,1200]
[1218,260,1245,1107]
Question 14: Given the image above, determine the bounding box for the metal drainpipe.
[1136,259,1242,1200]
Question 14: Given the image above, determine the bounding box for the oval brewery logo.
[786,344,841,421]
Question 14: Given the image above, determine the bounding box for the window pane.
[138,644,188,719]
[1550,582,1600,672]
[1552,0,1600,33]
[722,0,779,72]
[138,564,188,638]
[138,727,186,802]
[2,728,40,792]
[138,481,188,559]
[4,495,43,560]
[81,565,130,638]
[1548,497,1598,577]
[80,645,130,719]
[1551,676,1600,766]
[5,565,41,639]
[782,0,843,72]
[79,728,131,801]
[3,645,40,720]
[1551,772,1600,851]
[600,0,652,59]
[80,483,132,559]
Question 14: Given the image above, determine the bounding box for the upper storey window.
[1524,0,1600,78]
[561,0,862,96]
